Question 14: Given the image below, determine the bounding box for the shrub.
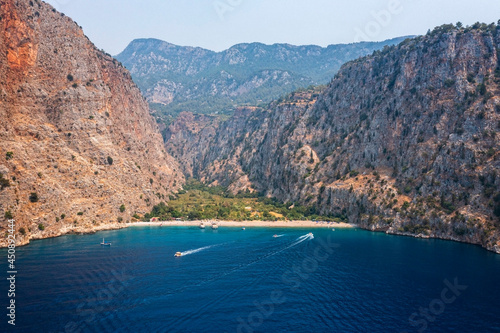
[19,228,26,235]
[55,217,59,222]
[4,210,13,219]
[77,212,83,216]
[107,156,113,165]
[61,214,66,219]
[494,203,500,218]
[444,79,455,87]
[119,204,126,213]
[5,151,13,160]
[0,173,10,190]
[478,83,487,95]
[150,178,154,185]
[402,201,410,210]
[72,83,78,88]
[38,223,45,231]
[67,74,74,81]
[117,217,123,222]
[29,192,39,203]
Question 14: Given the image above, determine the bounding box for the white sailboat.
[100,238,111,246]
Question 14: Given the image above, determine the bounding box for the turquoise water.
[1,226,500,332]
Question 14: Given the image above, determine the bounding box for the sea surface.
[1,226,500,332]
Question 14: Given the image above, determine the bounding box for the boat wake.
[273,234,285,238]
[180,244,217,256]
[275,232,314,253]
[196,233,315,281]
[161,233,315,329]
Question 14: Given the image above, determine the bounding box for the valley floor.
[129,220,356,228]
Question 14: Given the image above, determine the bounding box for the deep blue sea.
[1,226,500,333]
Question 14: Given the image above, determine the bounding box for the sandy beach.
[128,220,356,228]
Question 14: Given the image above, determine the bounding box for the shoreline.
[3,220,499,254]
[128,220,356,228]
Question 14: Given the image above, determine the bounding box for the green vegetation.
[0,173,10,190]
[444,79,455,87]
[19,228,26,236]
[5,151,13,160]
[119,204,126,213]
[478,83,487,96]
[107,156,113,165]
[77,212,83,216]
[117,37,407,120]
[494,193,500,218]
[29,192,39,203]
[38,223,45,231]
[4,210,13,219]
[145,179,345,222]
[67,74,74,81]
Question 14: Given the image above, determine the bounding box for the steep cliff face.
[166,24,500,253]
[0,0,183,246]
[116,37,410,119]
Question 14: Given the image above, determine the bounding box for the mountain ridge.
[0,0,183,246]
[116,36,412,124]
[165,23,500,253]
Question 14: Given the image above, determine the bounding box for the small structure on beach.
[150,217,159,222]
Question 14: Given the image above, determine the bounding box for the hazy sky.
[45,0,500,55]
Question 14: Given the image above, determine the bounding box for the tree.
[107,156,113,165]
[29,192,39,203]
[0,173,10,190]
[478,83,487,96]
[119,204,126,213]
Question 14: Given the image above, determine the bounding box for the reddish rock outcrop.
[0,0,183,246]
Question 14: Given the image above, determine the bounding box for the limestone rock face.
[167,24,500,253]
[0,0,183,246]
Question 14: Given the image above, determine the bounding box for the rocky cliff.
[166,23,500,253]
[0,0,183,246]
[116,37,409,121]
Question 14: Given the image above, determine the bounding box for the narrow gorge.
[166,24,500,253]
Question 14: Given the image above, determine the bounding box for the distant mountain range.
[116,37,411,121]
